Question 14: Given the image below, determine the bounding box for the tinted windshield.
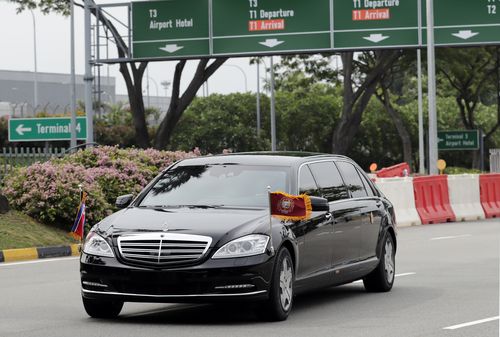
[140,164,290,208]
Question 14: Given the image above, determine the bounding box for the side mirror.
[310,196,329,212]
[115,194,134,209]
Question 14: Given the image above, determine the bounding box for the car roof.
[176,151,350,167]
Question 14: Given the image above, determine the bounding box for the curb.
[0,244,81,263]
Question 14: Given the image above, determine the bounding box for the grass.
[0,211,78,250]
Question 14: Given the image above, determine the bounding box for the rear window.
[308,161,349,202]
[336,161,367,198]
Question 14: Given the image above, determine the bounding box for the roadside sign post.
[8,117,88,142]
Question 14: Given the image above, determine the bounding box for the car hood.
[96,207,270,247]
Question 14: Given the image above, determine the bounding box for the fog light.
[214,284,255,290]
[82,281,108,288]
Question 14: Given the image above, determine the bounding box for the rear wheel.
[82,297,123,319]
[256,247,294,321]
[363,233,395,292]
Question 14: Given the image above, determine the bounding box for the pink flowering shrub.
[3,161,109,229]
[2,146,200,229]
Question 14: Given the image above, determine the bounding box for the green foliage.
[445,167,482,175]
[170,93,270,153]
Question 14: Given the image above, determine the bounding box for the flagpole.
[267,186,274,255]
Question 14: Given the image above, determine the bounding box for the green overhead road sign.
[130,0,500,60]
[8,117,87,142]
[212,0,331,56]
[423,0,500,46]
[333,0,420,50]
[438,130,479,151]
[132,0,210,59]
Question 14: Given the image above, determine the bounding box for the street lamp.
[30,10,38,113]
[223,64,248,92]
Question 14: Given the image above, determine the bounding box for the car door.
[357,168,384,259]
[336,161,381,261]
[292,165,334,279]
[307,161,358,267]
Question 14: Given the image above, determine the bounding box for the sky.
[0,1,261,97]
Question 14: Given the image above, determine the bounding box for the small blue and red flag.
[70,191,87,241]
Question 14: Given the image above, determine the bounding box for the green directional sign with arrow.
[422,0,500,46]
[333,0,420,50]
[211,0,332,56]
[132,0,210,59]
[8,117,87,142]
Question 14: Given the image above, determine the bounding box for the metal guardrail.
[0,147,66,180]
[490,149,500,173]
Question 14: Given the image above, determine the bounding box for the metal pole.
[70,0,77,148]
[417,49,425,174]
[84,0,94,145]
[223,64,248,92]
[30,10,38,113]
[146,66,150,108]
[270,56,277,152]
[480,129,485,172]
[426,0,438,175]
[256,59,261,137]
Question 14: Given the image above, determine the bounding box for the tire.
[256,247,294,321]
[82,297,124,319]
[363,233,395,292]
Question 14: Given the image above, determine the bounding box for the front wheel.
[82,297,123,319]
[256,247,294,321]
[363,233,395,292]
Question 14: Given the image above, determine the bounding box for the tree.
[375,52,416,167]
[437,47,500,168]
[13,0,226,149]
[276,51,402,155]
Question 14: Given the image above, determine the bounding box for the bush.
[3,162,109,229]
[2,146,200,229]
[445,166,482,175]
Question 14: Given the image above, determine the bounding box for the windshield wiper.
[138,204,224,209]
[174,204,224,209]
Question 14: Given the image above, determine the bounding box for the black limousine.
[80,152,397,321]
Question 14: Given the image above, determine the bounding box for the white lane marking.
[443,316,499,330]
[352,272,416,284]
[430,234,472,241]
[0,256,79,267]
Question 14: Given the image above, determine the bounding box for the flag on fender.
[270,192,312,221]
[70,191,88,241]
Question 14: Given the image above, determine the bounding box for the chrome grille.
[117,233,212,266]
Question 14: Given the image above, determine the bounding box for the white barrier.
[374,177,421,227]
[448,174,485,221]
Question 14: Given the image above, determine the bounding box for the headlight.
[212,234,269,259]
[83,232,115,257]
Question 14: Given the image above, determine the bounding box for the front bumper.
[80,252,273,303]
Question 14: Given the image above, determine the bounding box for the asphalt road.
[0,220,499,337]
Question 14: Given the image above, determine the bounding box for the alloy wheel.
[384,238,395,284]
[279,257,293,311]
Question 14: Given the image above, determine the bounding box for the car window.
[336,161,368,198]
[298,166,321,197]
[140,165,290,208]
[357,169,375,197]
[308,161,349,202]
